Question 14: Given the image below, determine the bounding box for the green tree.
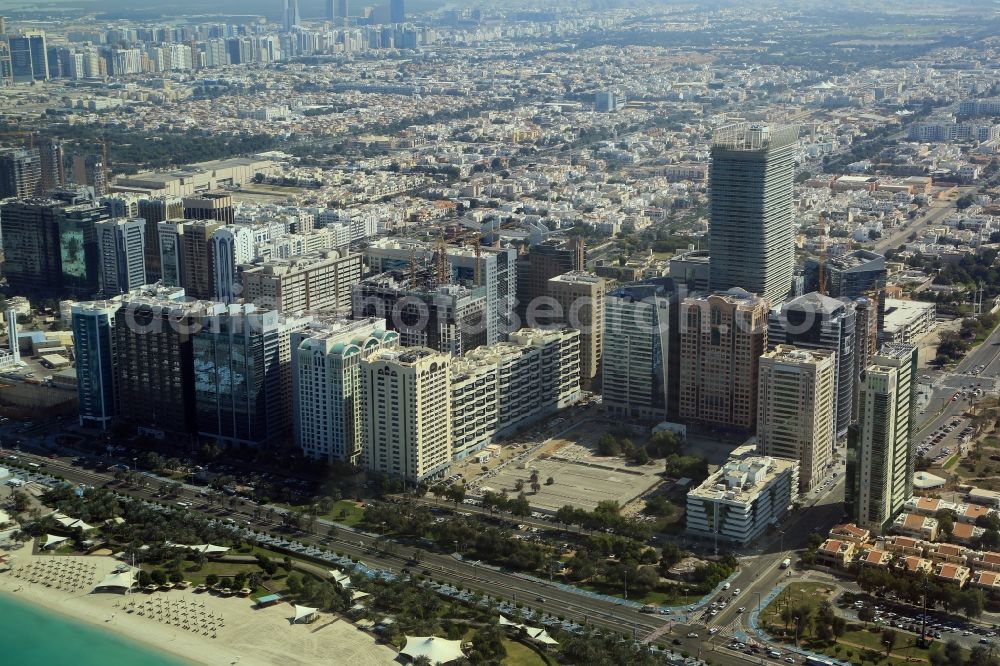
[150,569,167,586]
[881,628,897,657]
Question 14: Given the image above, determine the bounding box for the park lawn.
[760,582,836,627]
[322,500,366,526]
[800,625,958,666]
[502,639,553,666]
[577,581,700,606]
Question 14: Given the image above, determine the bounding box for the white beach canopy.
[42,534,68,549]
[293,605,318,623]
[525,627,559,646]
[351,590,370,601]
[498,615,520,627]
[328,570,352,588]
[94,570,134,592]
[400,636,465,664]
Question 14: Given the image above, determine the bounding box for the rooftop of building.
[762,344,836,365]
[548,271,605,286]
[711,122,799,151]
[688,454,797,503]
[244,249,351,274]
[827,249,886,271]
[367,346,448,366]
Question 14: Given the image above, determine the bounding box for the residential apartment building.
[547,271,605,391]
[242,250,362,314]
[179,220,223,300]
[360,347,452,484]
[757,345,837,491]
[0,147,41,198]
[769,292,857,440]
[678,288,769,434]
[182,191,234,224]
[515,238,584,323]
[292,319,399,464]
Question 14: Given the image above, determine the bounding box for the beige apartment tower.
[678,288,768,433]
[546,271,605,391]
[242,250,362,314]
[757,345,836,492]
[360,347,452,484]
[179,220,223,300]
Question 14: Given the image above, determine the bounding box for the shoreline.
[0,547,398,666]
[0,586,196,666]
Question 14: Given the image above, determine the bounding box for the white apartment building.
[292,319,399,464]
[361,347,452,484]
[449,327,582,460]
[757,345,837,492]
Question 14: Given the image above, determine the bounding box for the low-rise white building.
[685,453,799,546]
[882,299,935,344]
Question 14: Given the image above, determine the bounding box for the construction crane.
[0,131,35,149]
[435,236,449,285]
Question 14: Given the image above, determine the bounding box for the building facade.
[72,300,122,429]
[95,218,146,296]
[686,453,799,546]
[848,343,918,533]
[769,292,856,441]
[292,319,399,464]
[602,281,676,421]
[242,250,362,314]
[708,123,798,303]
[757,345,836,491]
[360,347,452,484]
[547,271,605,391]
[678,288,769,433]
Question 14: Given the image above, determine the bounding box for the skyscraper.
[95,219,146,296]
[0,197,63,296]
[210,225,254,304]
[57,201,108,299]
[769,292,856,441]
[137,196,183,282]
[193,306,302,447]
[114,293,206,435]
[72,299,121,429]
[678,288,769,434]
[361,347,452,484]
[158,221,186,288]
[602,281,677,422]
[7,31,48,82]
[336,0,350,20]
[0,147,41,198]
[757,345,836,492]
[182,191,234,224]
[37,137,64,192]
[179,220,223,300]
[515,238,584,324]
[293,319,399,464]
[848,343,917,533]
[284,0,301,31]
[390,0,405,23]
[708,123,797,303]
[825,249,888,333]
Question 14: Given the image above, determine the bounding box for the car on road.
[709,628,719,635]
[687,632,699,638]
[738,607,746,613]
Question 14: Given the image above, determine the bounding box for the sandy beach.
[0,545,398,666]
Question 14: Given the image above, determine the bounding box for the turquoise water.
[0,593,188,666]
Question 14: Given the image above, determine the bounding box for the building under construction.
[351,267,489,355]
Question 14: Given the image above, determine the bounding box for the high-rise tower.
[708,123,798,303]
[847,343,917,533]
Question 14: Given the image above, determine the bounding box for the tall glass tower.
[708,123,798,304]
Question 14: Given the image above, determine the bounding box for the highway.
[870,198,960,254]
[4,451,678,645]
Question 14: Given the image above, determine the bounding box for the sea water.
[0,593,188,665]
